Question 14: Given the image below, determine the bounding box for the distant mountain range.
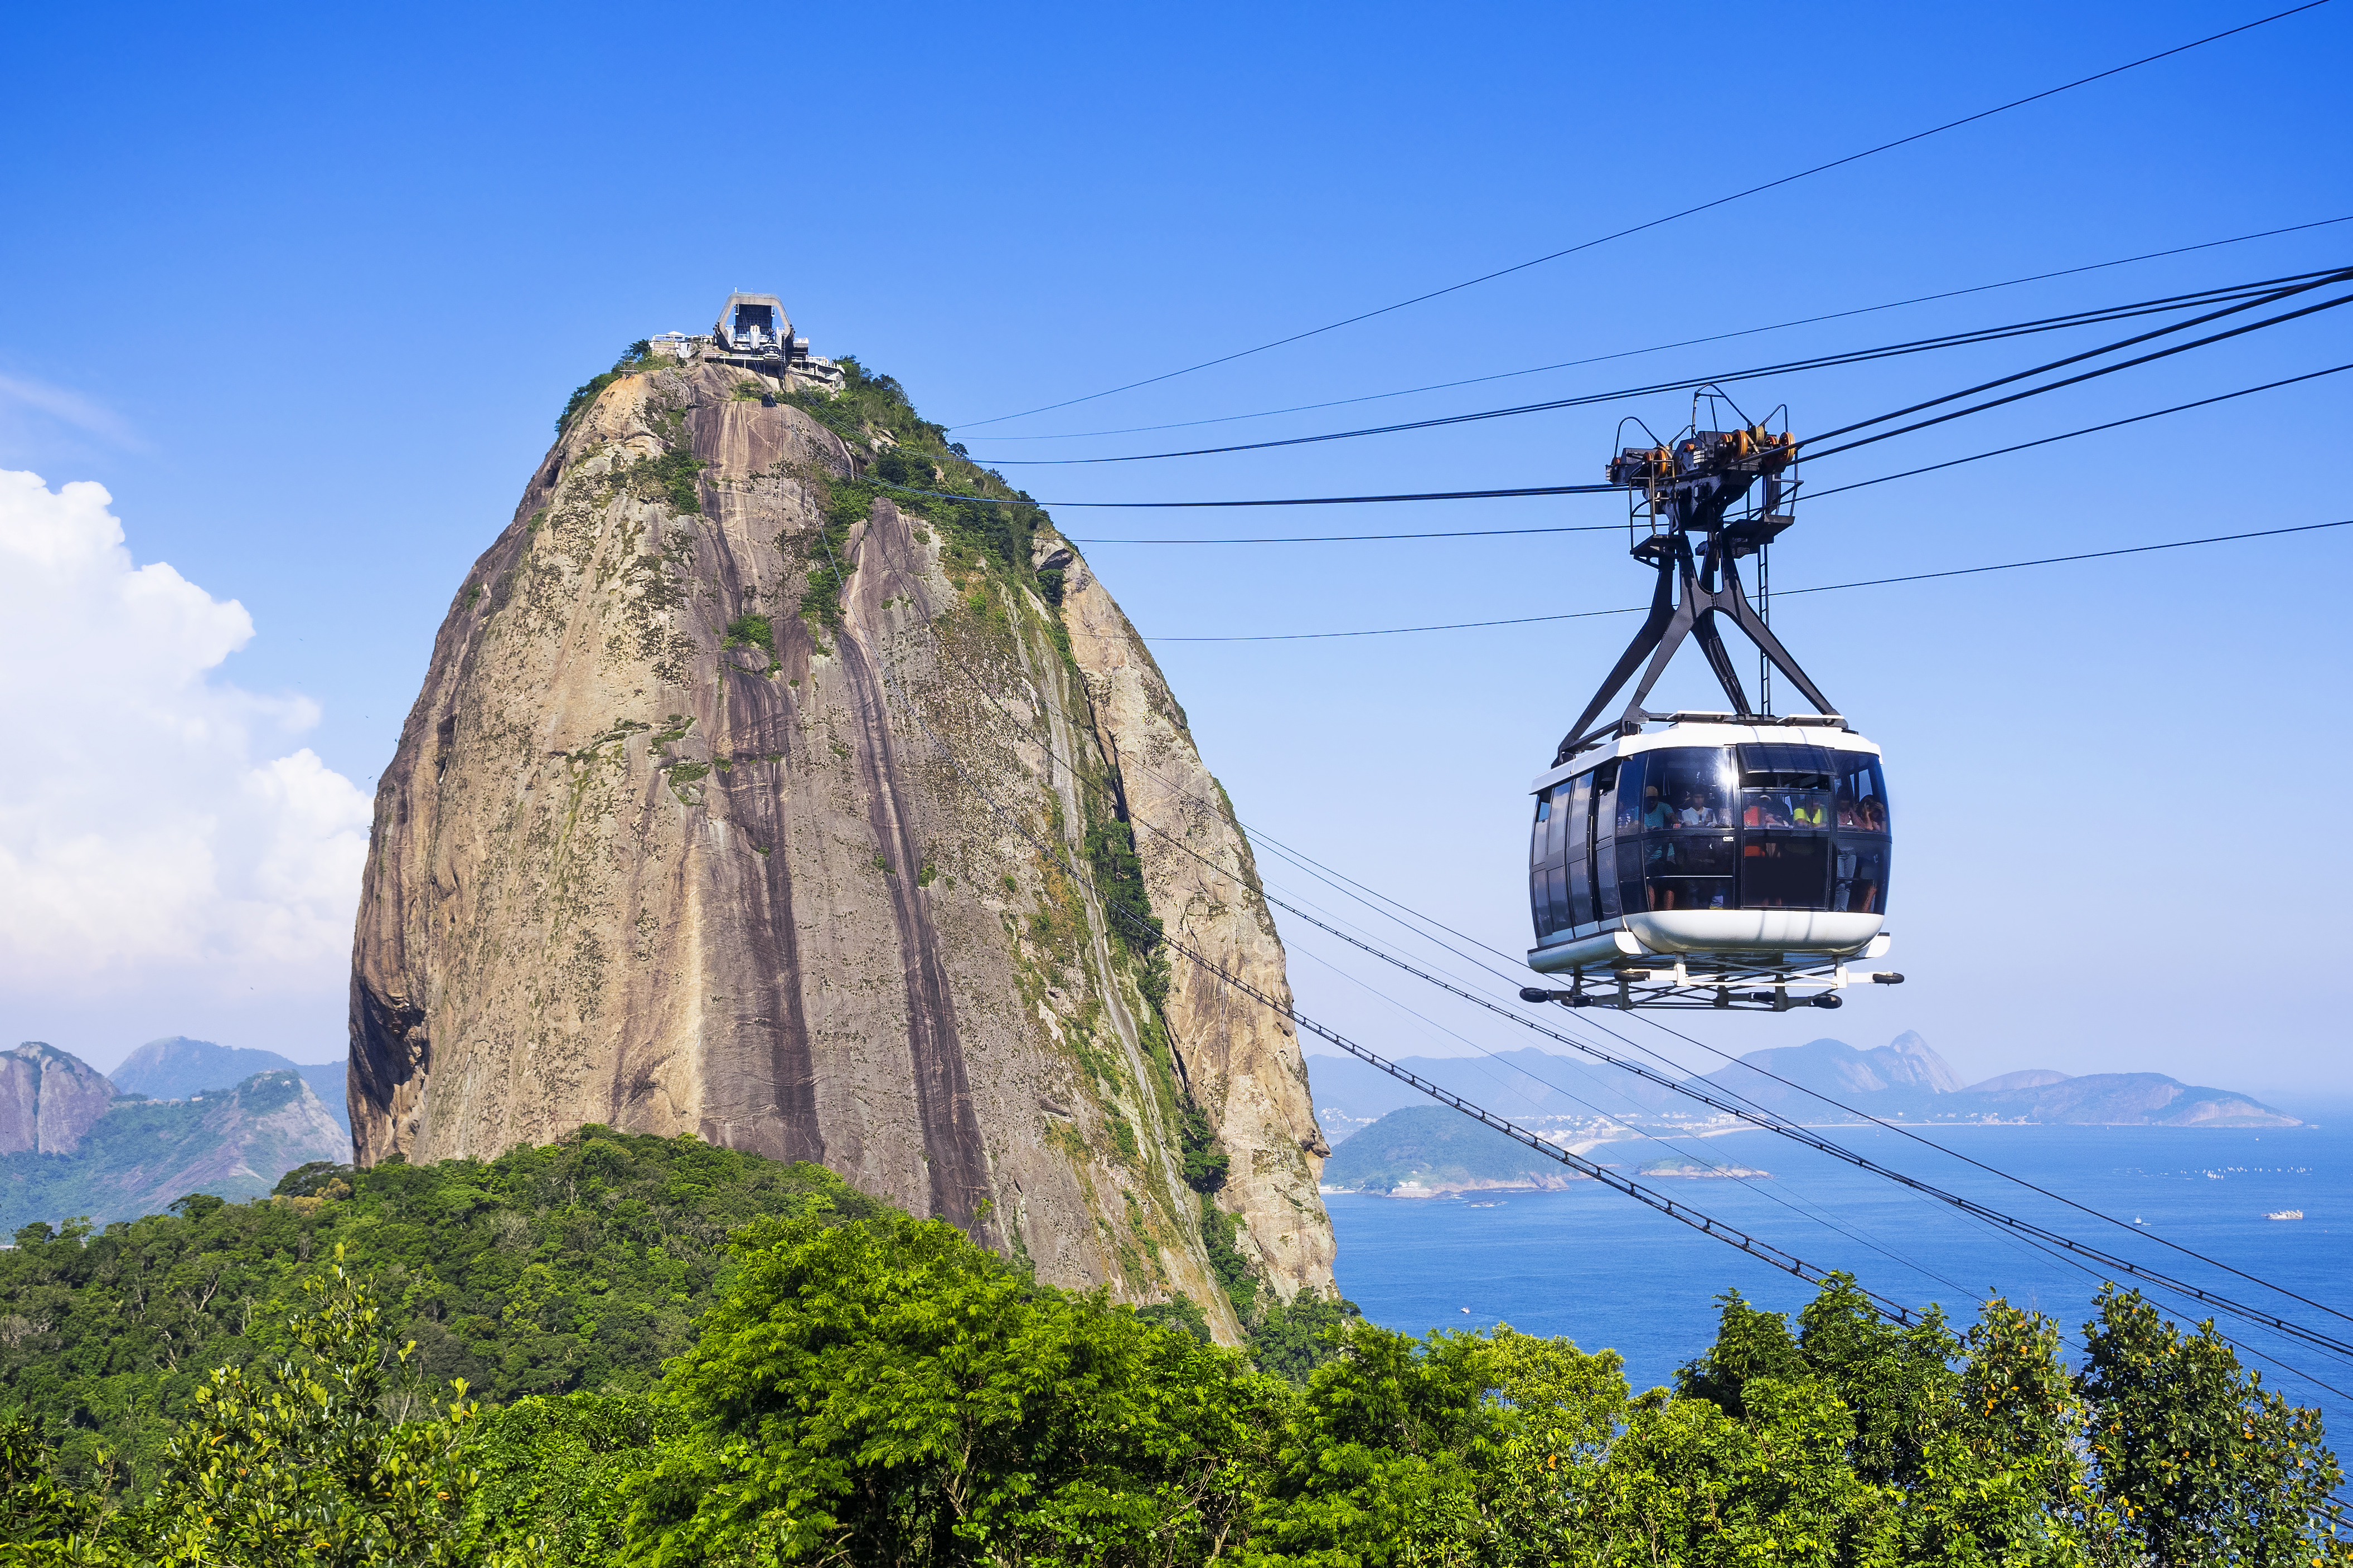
[110,1036,350,1135]
[0,1039,351,1234]
[1306,1031,2297,1144]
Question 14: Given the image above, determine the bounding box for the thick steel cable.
[1255,890,2353,1365]
[975,215,2353,443]
[1135,518,2353,640]
[969,272,2344,465]
[836,514,1922,1324]
[952,1,2336,429]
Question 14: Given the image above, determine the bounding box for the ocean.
[1325,1122,2353,1432]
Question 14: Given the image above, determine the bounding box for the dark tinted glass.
[1567,857,1595,928]
[1642,834,1736,911]
[1595,838,1622,920]
[1833,841,1890,914]
[1739,743,1836,782]
[1741,835,1830,909]
[1546,865,1570,930]
[1614,754,1649,834]
[1741,787,1832,831]
[1648,747,1735,828]
[1568,775,1592,857]
[1547,781,1576,862]
[1834,754,1890,834]
[1616,841,1647,918]
[1530,869,1551,937]
[1531,795,1550,869]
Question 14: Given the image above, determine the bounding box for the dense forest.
[2,1129,2346,1565]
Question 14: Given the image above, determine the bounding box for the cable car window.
[1530,795,1550,870]
[1567,852,1595,929]
[1616,839,1647,918]
[1645,747,1734,828]
[1742,787,1832,830]
[1546,863,1570,930]
[1739,742,1834,779]
[1834,754,1890,833]
[1643,834,1735,910]
[1613,755,1649,834]
[1742,836,1830,908]
[1547,782,1575,862]
[1833,840,1889,914]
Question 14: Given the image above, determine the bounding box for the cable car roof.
[1531,714,1880,794]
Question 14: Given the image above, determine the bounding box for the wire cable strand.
[1255,886,2353,1364]
[970,215,2353,443]
[861,596,1923,1322]
[879,515,2345,1360]
[1132,518,2353,641]
[950,1,2336,429]
[968,271,2348,465]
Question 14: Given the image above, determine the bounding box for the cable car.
[1523,392,1902,1011]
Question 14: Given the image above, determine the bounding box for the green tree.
[126,1254,486,1566]
[2079,1285,2352,1566]
[626,1210,1281,1566]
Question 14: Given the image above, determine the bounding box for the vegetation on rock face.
[556,342,660,433]
[4,1153,2345,1565]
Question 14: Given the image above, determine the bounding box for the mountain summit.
[348,331,1332,1333]
[1703,1034,2297,1127]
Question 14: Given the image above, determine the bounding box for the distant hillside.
[1305,1047,1683,1143]
[110,1036,350,1135]
[0,1069,348,1231]
[1307,1032,2297,1134]
[0,1042,117,1155]
[1706,1033,2298,1128]
[1320,1105,1581,1195]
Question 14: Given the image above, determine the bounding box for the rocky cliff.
[0,1042,116,1156]
[349,351,1334,1334]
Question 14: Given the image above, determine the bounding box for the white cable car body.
[1522,394,1902,1011]
[1525,716,1896,1008]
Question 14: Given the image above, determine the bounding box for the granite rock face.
[0,1042,117,1156]
[349,360,1334,1333]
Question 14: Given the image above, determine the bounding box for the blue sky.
[2,1,2347,1100]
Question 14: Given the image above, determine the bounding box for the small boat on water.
[2266,1209,2304,1221]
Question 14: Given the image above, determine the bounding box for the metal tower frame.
[1552,392,1840,767]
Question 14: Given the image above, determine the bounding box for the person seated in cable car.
[1743,793,1793,828]
[1678,789,1717,828]
[1835,789,1861,829]
[1790,795,1827,828]
[1642,785,1676,829]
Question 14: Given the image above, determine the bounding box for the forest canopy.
[2,1132,2346,1566]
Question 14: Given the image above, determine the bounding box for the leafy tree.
[0,1132,875,1487]
[626,1210,1282,1566]
[2,1258,490,1567]
[1244,1289,1364,1386]
[463,1392,678,1565]
[2079,1284,2353,1566]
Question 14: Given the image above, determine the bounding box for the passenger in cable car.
[1642,786,1675,829]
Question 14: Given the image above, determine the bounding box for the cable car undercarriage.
[1524,393,1903,1011]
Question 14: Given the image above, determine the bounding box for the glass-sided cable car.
[1522,391,1903,1011]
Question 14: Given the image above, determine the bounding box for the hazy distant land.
[1310,1032,2299,1197]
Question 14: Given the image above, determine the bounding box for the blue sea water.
[1327,1123,2353,1432]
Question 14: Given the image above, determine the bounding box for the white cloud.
[0,373,143,450]
[0,469,370,1003]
